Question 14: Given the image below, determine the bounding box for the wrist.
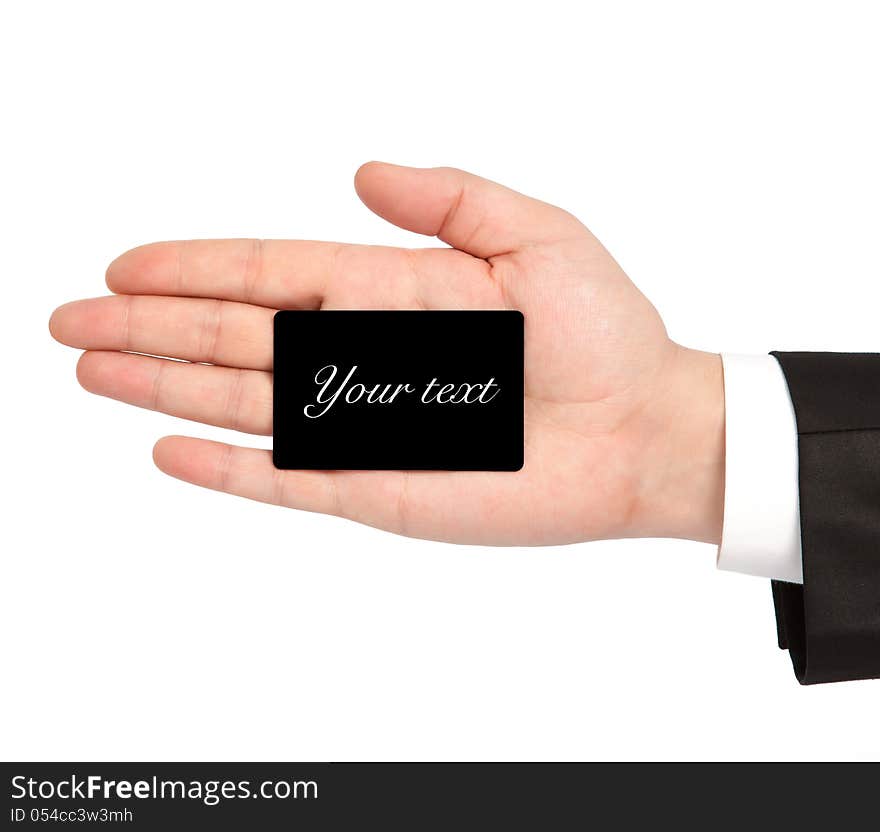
[631,345,726,544]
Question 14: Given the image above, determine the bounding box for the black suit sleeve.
[770,352,880,684]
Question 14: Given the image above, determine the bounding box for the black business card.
[273,311,524,470]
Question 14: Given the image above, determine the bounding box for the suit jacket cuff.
[771,351,880,684]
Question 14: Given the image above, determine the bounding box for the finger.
[77,351,272,434]
[105,238,344,308]
[153,436,347,516]
[104,237,497,312]
[152,436,530,544]
[50,296,274,370]
[152,436,454,539]
[354,162,584,258]
[153,435,419,532]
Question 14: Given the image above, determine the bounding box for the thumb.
[353,162,583,259]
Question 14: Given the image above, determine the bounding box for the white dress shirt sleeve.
[717,354,803,584]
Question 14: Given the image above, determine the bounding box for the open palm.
[50,163,723,545]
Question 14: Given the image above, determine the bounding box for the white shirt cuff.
[718,353,803,584]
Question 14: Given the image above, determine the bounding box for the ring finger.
[76,351,273,435]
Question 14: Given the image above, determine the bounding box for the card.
[273,310,524,471]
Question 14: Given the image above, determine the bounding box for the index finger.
[105,239,347,309]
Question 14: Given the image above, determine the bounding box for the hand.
[49,163,724,546]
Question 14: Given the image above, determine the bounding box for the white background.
[2,1,878,761]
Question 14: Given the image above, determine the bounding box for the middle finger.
[50,295,275,370]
